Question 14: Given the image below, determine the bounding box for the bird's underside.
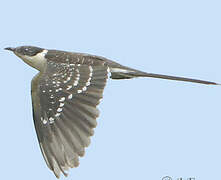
[5,46,219,178]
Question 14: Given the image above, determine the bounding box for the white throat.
[16,49,48,72]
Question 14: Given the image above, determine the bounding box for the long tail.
[109,67,219,85]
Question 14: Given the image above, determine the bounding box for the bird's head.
[5,46,48,71]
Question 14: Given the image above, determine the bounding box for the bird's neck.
[16,50,48,72]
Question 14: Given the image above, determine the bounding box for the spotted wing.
[31,62,109,178]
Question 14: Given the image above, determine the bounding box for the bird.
[5,46,219,178]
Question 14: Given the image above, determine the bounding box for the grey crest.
[15,46,43,56]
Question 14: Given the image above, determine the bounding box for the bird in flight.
[5,46,219,178]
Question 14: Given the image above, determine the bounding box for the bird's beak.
[4,47,15,52]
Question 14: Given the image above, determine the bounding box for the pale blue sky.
[1,0,221,180]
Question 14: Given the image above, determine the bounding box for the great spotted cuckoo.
[5,46,219,178]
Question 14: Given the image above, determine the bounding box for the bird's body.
[5,46,219,178]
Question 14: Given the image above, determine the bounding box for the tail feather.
[110,67,219,85]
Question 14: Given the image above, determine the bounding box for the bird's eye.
[23,49,29,54]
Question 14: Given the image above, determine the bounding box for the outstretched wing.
[31,62,109,178]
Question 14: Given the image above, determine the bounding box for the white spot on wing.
[75,77,80,81]
[43,119,47,124]
[107,67,110,73]
[73,81,78,86]
[67,77,71,81]
[66,85,72,90]
[57,108,63,112]
[85,66,93,87]
[77,90,82,93]
[68,94,73,99]
[55,113,61,117]
[89,66,93,72]
[59,97,65,102]
[41,117,47,124]
[82,86,87,91]
[49,117,55,124]
[59,103,65,107]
